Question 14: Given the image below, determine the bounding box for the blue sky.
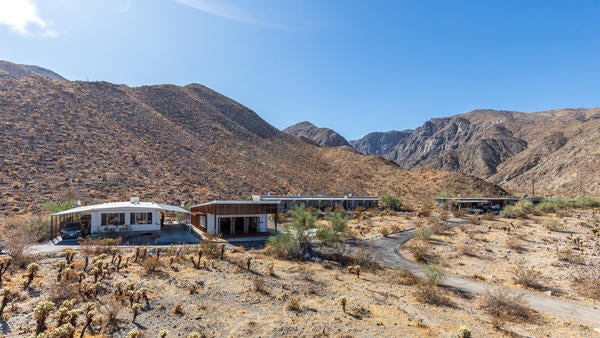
[1,0,600,139]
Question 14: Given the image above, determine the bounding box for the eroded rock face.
[350,108,600,195]
[349,130,412,158]
[283,121,350,147]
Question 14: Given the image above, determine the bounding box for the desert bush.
[500,201,534,219]
[422,264,444,285]
[480,290,538,328]
[42,200,78,213]
[380,194,402,211]
[557,248,584,265]
[140,256,164,273]
[267,232,301,259]
[172,303,185,315]
[286,296,301,312]
[413,283,453,306]
[431,221,450,235]
[80,237,122,255]
[543,218,566,232]
[388,269,420,286]
[505,237,526,252]
[573,276,600,300]
[414,226,432,241]
[407,241,431,263]
[574,197,600,208]
[513,266,545,290]
[99,300,124,329]
[377,226,392,237]
[457,244,478,257]
[48,282,80,304]
[252,276,268,294]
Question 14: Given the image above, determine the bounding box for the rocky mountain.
[0,60,66,81]
[283,121,350,147]
[354,109,600,196]
[0,74,506,216]
[349,130,413,158]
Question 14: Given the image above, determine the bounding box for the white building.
[50,198,190,238]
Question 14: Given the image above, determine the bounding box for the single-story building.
[190,200,279,236]
[252,194,379,211]
[434,197,519,212]
[50,198,190,238]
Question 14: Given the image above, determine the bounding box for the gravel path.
[361,220,600,327]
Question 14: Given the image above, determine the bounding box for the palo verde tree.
[42,200,78,213]
[267,206,349,259]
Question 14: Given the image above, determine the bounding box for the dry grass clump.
[457,243,478,257]
[556,248,584,265]
[414,226,432,241]
[285,296,301,312]
[80,237,123,255]
[406,241,432,263]
[543,218,566,232]
[573,276,600,300]
[480,290,538,328]
[388,269,420,286]
[505,237,526,252]
[413,284,453,307]
[513,266,546,290]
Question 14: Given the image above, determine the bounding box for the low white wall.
[90,209,161,234]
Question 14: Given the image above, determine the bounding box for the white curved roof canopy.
[52,201,190,216]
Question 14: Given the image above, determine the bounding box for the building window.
[101,213,125,226]
[130,212,152,225]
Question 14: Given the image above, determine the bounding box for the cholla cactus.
[0,257,12,284]
[244,256,253,270]
[0,287,11,316]
[23,263,40,289]
[45,322,75,338]
[55,299,75,326]
[158,329,169,338]
[131,303,141,323]
[126,328,142,338]
[33,300,56,334]
[137,287,149,307]
[81,302,95,338]
[64,248,76,264]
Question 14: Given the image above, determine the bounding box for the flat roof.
[52,201,190,216]
[258,195,379,201]
[434,197,518,202]
[191,200,281,208]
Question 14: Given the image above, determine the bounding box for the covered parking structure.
[253,194,379,212]
[50,198,190,239]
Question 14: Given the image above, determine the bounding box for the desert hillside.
[0,60,66,81]
[349,109,600,196]
[0,75,505,216]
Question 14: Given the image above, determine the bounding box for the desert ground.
[0,207,598,337]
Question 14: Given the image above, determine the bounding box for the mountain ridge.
[0,74,506,216]
[0,60,66,81]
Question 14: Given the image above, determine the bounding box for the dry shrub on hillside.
[457,244,478,257]
[388,269,420,286]
[513,266,546,290]
[406,241,432,263]
[505,237,526,252]
[480,290,538,328]
[556,248,584,265]
[80,237,123,255]
[573,276,600,300]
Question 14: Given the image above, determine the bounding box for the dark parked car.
[61,222,82,239]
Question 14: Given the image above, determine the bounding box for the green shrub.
[414,226,432,241]
[266,232,300,259]
[422,264,444,285]
[543,218,565,232]
[380,194,402,211]
[574,197,600,208]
